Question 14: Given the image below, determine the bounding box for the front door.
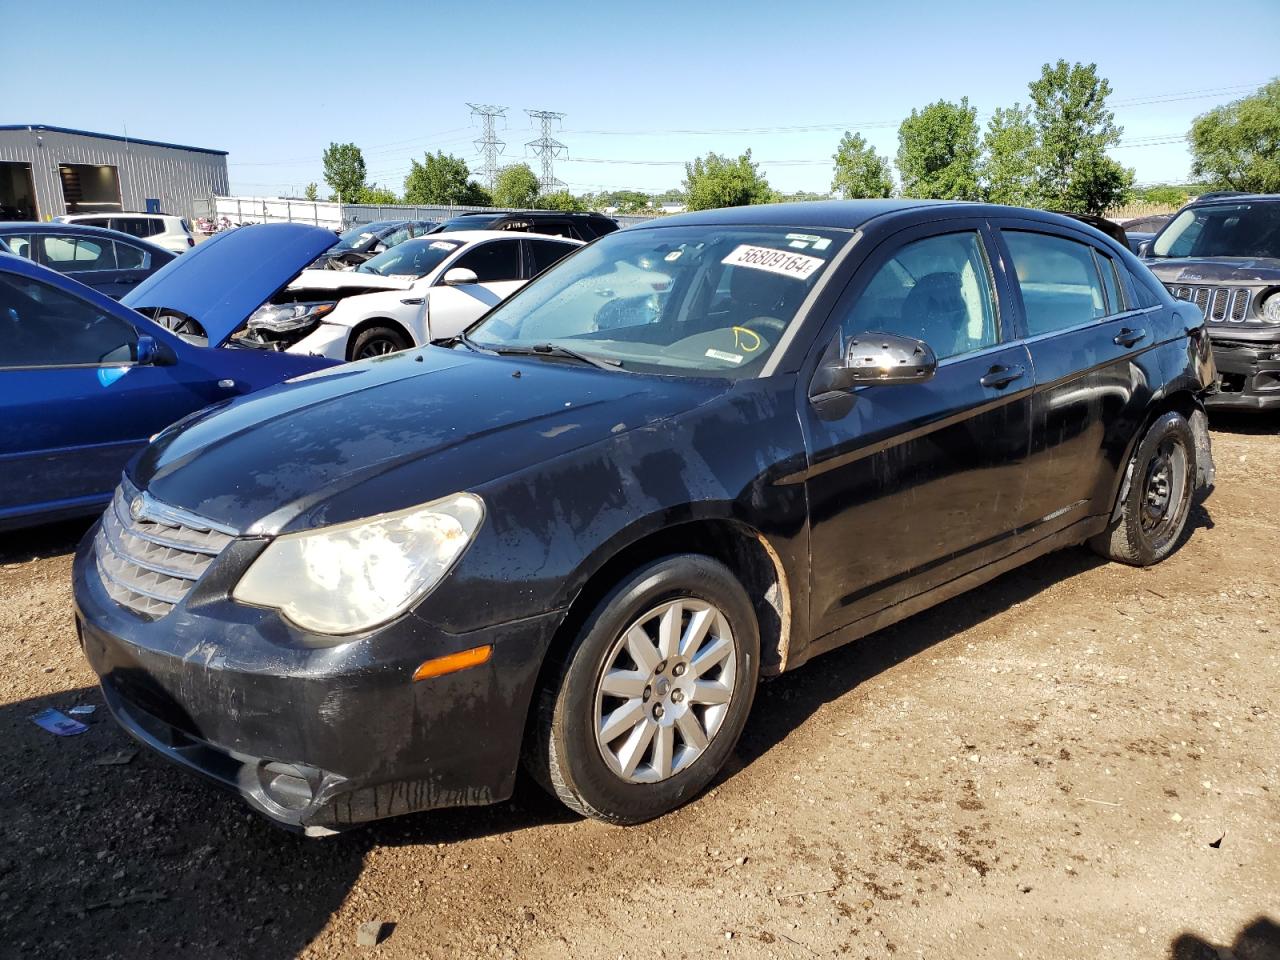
[427,238,526,339]
[801,223,1033,638]
[0,271,205,524]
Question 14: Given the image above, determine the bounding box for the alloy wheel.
[593,598,737,784]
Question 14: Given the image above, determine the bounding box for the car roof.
[451,210,610,219]
[409,229,584,244]
[60,211,176,220]
[1185,192,1279,208]
[0,220,173,251]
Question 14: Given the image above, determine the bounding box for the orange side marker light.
[412,644,492,681]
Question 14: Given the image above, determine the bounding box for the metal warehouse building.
[0,124,228,223]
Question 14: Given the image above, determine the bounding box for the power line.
[525,109,567,193]
[467,103,507,191]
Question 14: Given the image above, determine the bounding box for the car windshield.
[468,225,850,378]
[1151,202,1280,259]
[332,222,398,252]
[357,237,461,277]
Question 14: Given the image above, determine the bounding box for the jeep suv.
[430,210,618,242]
[1144,194,1280,410]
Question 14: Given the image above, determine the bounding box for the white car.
[54,213,195,255]
[238,230,582,360]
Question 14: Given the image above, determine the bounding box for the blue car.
[1,224,342,531]
[0,221,176,299]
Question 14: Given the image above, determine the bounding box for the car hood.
[122,224,339,347]
[1146,257,1280,285]
[286,269,415,292]
[131,346,726,535]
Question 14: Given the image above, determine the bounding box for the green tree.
[683,150,775,211]
[492,163,540,208]
[1027,60,1132,214]
[1188,79,1280,193]
[980,105,1042,206]
[537,190,588,212]
[831,131,894,199]
[403,151,488,205]
[896,98,982,200]
[357,184,399,204]
[303,182,319,201]
[1138,184,1191,207]
[322,142,367,203]
[595,189,652,213]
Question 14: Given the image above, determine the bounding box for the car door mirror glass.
[1136,240,1152,258]
[443,267,479,286]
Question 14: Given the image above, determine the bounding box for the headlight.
[247,301,336,334]
[1260,291,1280,324]
[232,493,484,636]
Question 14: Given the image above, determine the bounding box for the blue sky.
[6,0,1278,197]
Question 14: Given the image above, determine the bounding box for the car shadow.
[1168,915,1280,960]
[0,516,95,564]
[1209,411,1280,436]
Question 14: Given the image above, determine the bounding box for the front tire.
[527,555,760,824]
[1091,411,1196,566]
[348,324,410,361]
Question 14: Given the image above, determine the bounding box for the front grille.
[1165,284,1253,322]
[94,483,235,619]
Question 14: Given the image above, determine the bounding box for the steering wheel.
[741,315,786,336]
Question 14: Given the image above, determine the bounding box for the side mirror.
[443,267,479,286]
[134,334,175,366]
[371,241,387,254]
[818,332,936,393]
[1136,240,1152,258]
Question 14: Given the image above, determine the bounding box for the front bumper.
[73,524,562,831]
[1206,335,1280,410]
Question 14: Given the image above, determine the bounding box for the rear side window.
[40,235,117,272]
[113,241,152,270]
[840,230,998,360]
[1003,231,1107,336]
[1096,252,1125,315]
[1128,272,1163,309]
[451,240,522,282]
[0,273,137,367]
[526,239,577,276]
[0,232,34,259]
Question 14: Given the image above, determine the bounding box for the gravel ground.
[1,417,1277,960]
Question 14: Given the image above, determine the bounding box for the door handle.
[979,364,1025,389]
[1113,327,1147,348]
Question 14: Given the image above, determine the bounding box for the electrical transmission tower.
[467,103,507,191]
[525,109,567,193]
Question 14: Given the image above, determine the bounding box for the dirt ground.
[2,416,1277,960]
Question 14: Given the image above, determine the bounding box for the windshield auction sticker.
[722,244,824,280]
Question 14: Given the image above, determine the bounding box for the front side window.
[1003,231,1107,336]
[469,225,850,378]
[0,232,34,259]
[450,240,522,282]
[0,273,137,367]
[1151,202,1280,259]
[40,235,117,272]
[840,231,998,360]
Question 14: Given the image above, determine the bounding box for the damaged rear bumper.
[1206,336,1280,410]
[72,525,562,832]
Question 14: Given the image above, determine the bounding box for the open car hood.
[122,224,338,347]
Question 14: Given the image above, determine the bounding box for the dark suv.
[1143,194,1280,410]
[430,210,619,242]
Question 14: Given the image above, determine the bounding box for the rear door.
[801,220,1033,637]
[425,238,525,339]
[990,219,1155,535]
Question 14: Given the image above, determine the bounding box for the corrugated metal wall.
[0,127,228,222]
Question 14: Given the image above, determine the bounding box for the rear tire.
[526,555,760,824]
[1090,411,1196,566]
[348,324,410,361]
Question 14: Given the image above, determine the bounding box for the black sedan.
[73,200,1216,833]
[313,219,437,269]
[0,221,175,298]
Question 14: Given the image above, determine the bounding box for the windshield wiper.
[494,343,623,370]
[434,331,493,353]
